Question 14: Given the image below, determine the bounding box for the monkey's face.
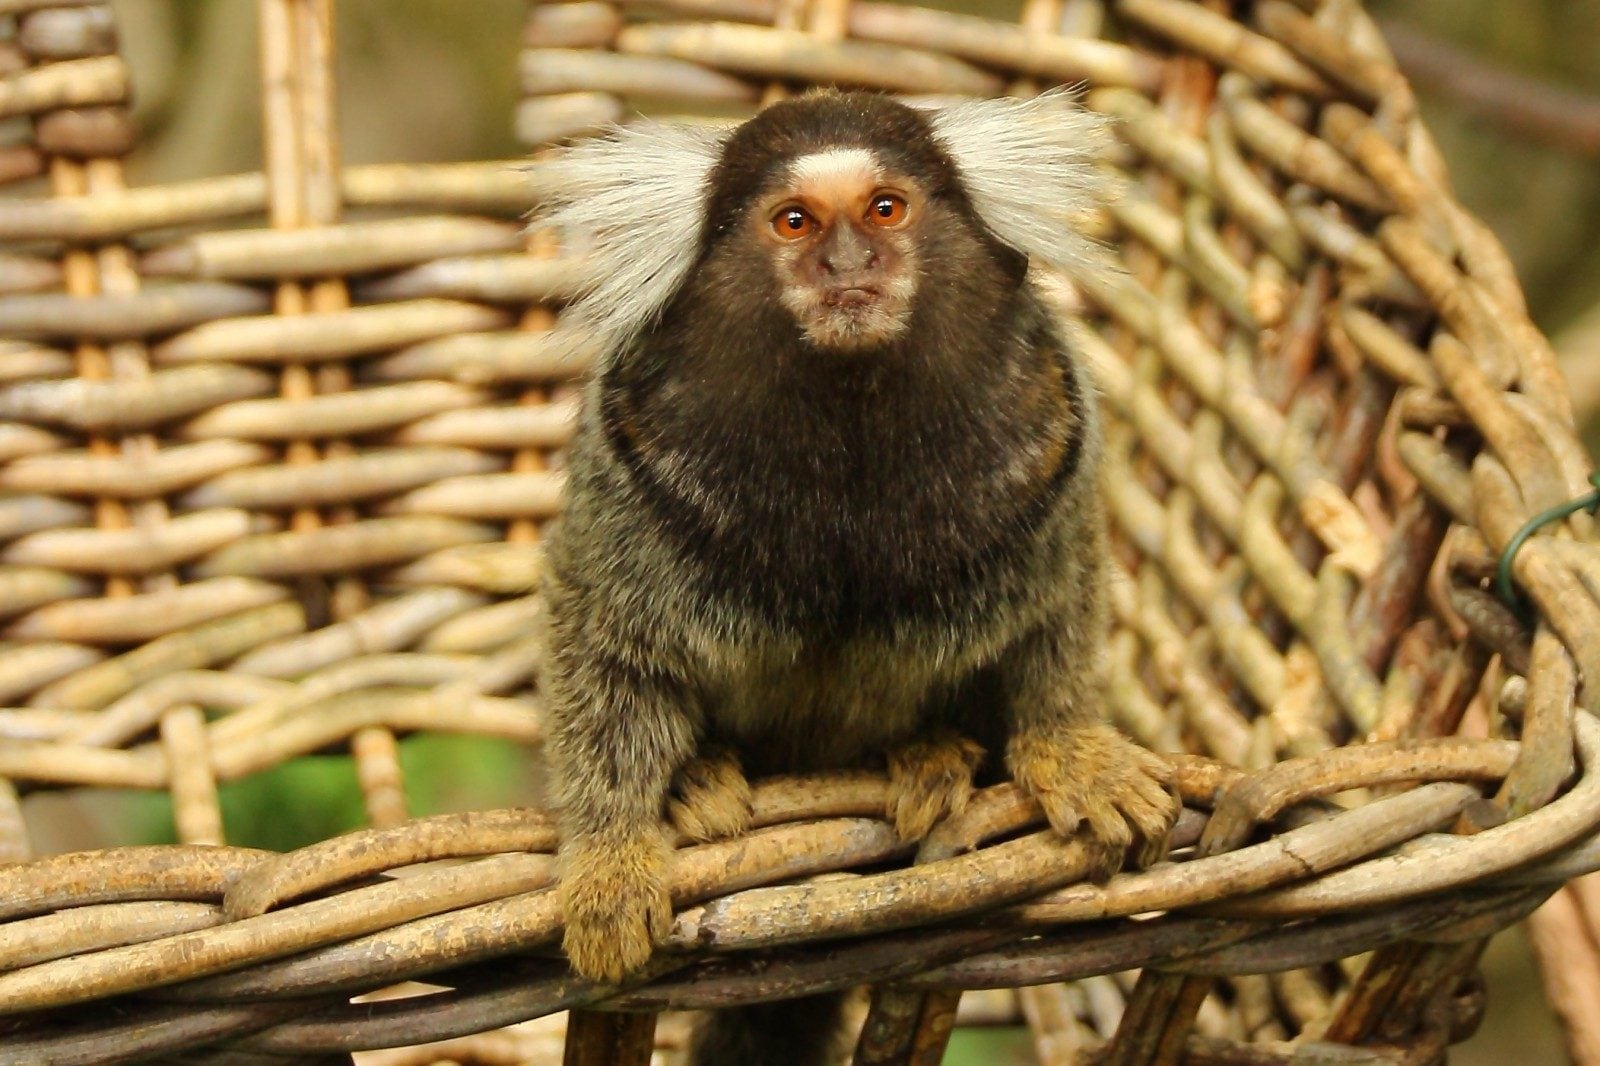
[749,148,922,353]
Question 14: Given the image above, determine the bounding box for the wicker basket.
[3,1,1599,1063]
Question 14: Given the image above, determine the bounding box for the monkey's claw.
[1008,724,1177,879]
[559,831,673,983]
[886,731,985,841]
[669,747,753,843]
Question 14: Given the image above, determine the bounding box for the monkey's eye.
[867,193,908,227]
[771,206,817,239]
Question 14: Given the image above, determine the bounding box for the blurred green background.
[36,1,1600,1061]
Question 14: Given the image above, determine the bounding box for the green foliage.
[128,735,534,851]
[399,733,535,816]
[943,1027,1035,1064]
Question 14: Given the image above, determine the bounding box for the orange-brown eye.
[771,206,816,239]
[867,193,908,227]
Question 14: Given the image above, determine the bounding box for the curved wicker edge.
[1,720,1596,1060]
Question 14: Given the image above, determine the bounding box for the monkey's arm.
[543,573,700,983]
[1000,607,1177,876]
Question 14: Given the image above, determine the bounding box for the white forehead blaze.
[786,147,882,192]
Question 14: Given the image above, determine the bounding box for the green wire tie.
[1495,471,1600,615]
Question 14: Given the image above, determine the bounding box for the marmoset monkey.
[536,89,1177,1064]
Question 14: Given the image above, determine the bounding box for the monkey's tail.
[687,992,849,1066]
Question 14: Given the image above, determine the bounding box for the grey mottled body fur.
[545,323,1106,778]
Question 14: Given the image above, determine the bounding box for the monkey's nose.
[819,234,878,275]
[820,250,876,275]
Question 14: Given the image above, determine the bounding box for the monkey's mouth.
[786,281,912,351]
[822,285,881,309]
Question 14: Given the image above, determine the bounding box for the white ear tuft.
[529,119,730,363]
[928,89,1112,275]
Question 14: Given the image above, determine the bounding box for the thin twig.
[1379,18,1600,158]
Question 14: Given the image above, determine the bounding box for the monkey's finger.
[1128,788,1180,868]
[888,772,971,840]
[1124,769,1180,831]
[889,790,938,841]
[1081,795,1136,855]
[886,733,983,841]
[1033,789,1084,838]
[563,913,659,983]
[1130,744,1175,785]
[1080,840,1131,883]
[669,748,754,843]
[1134,818,1172,869]
[887,769,948,840]
[1077,831,1128,884]
[677,746,748,793]
[669,783,753,842]
[1093,728,1174,786]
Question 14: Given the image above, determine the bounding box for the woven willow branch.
[0,721,1597,1060]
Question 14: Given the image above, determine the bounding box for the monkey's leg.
[547,639,698,983]
[884,730,984,841]
[669,745,753,843]
[1000,621,1177,878]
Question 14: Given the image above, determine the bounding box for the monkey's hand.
[669,747,753,843]
[559,829,674,983]
[886,731,985,841]
[1008,724,1176,879]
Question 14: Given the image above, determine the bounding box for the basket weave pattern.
[2,0,1598,1063]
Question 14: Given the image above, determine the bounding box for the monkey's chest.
[680,462,1034,639]
[614,358,1068,637]
[704,640,963,775]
